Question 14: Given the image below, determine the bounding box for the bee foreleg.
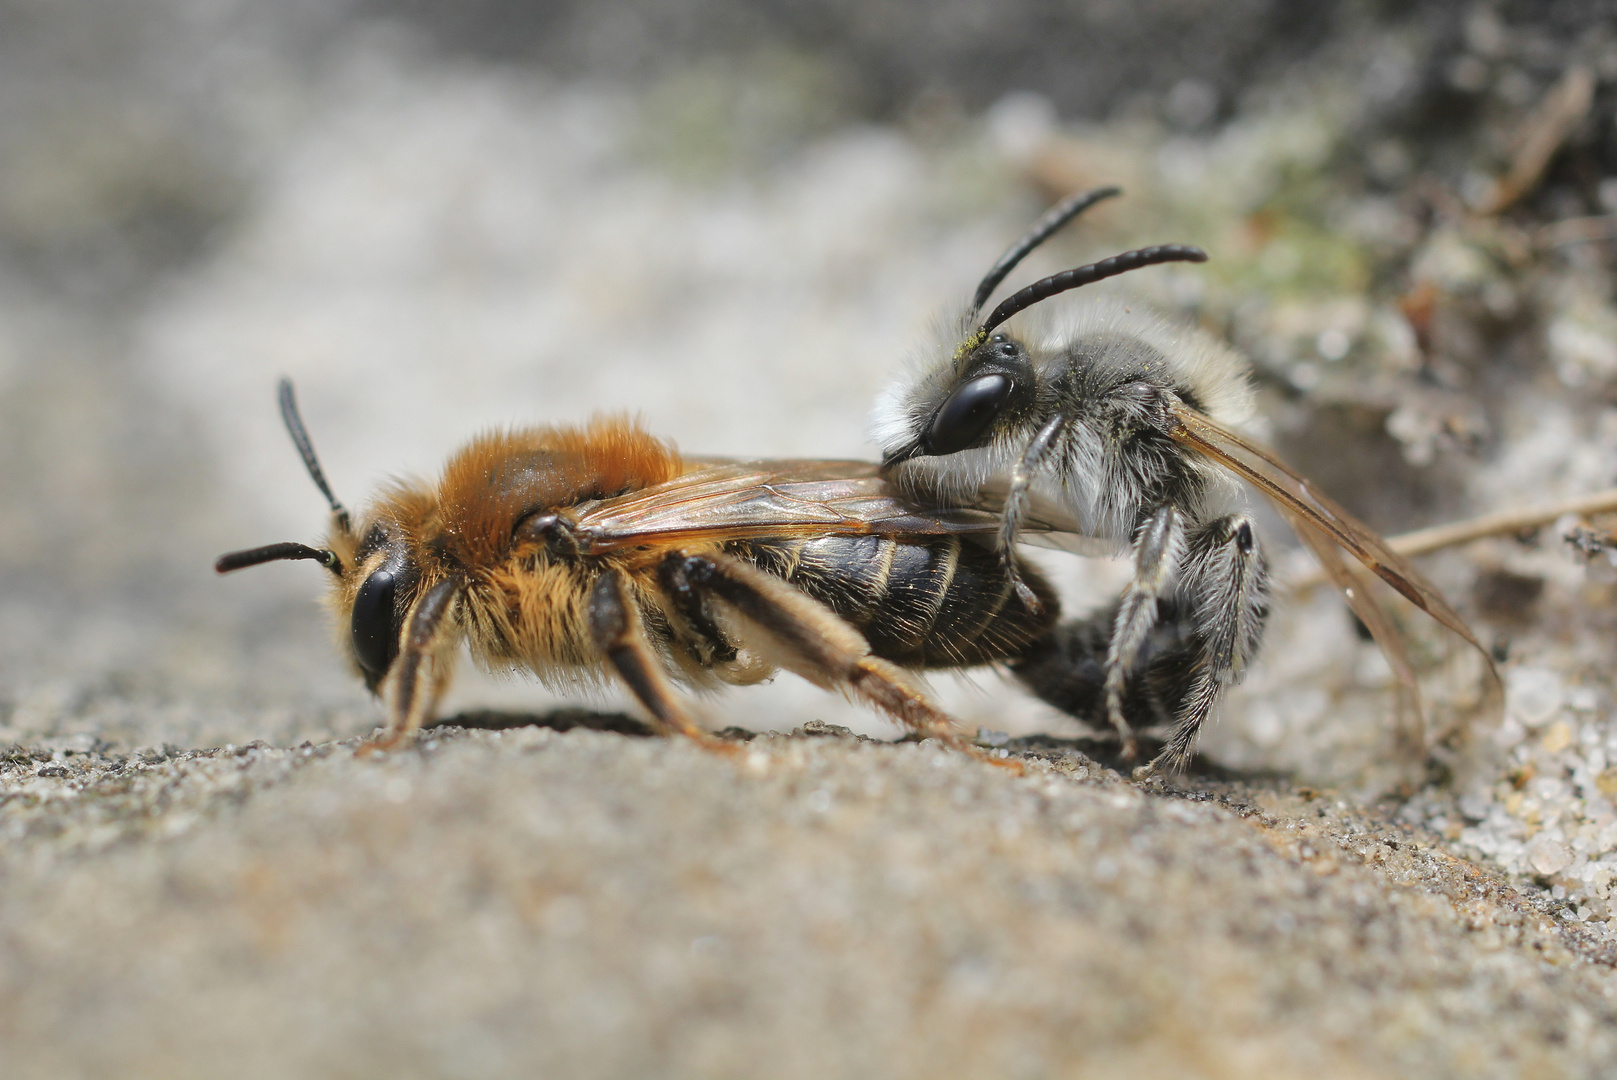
[588,570,730,751]
[1146,515,1269,775]
[997,413,1067,614]
[371,574,464,751]
[677,552,1018,770]
[1105,504,1187,760]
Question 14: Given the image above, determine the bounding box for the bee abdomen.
[746,535,1056,668]
[914,538,1060,667]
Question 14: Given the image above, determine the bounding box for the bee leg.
[996,413,1067,613]
[367,575,465,752]
[657,554,739,667]
[1145,515,1269,775]
[1105,505,1187,760]
[1012,596,1200,734]
[676,552,1020,772]
[588,570,734,752]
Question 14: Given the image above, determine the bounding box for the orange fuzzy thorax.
[427,416,680,571]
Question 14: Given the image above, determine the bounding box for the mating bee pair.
[218,189,1497,774]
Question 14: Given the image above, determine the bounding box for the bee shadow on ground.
[428,710,1272,786]
[429,708,659,738]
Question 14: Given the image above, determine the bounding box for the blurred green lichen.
[631,49,855,182]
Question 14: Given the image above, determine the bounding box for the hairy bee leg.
[996,413,1067,613]
[588,570,733,751]
[369,575,465,752]
[677,552,1019,771]
[1145,515,1269,775]
[1105,504,1187,759]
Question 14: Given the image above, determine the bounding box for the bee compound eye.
[925,373,1014,456]
[350,568,401,685]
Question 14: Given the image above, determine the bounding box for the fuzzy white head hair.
[1035,300,1255,422]
[870,298,1257,543]
[871,298,1253,459]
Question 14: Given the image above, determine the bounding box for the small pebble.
[1508,668,1564,729]
[1541,721,1574,755]
[1527,834,1573,876]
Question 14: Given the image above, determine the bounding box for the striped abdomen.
[742,535,1059,668]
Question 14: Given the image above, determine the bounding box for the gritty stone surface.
[3,722,1617,1080]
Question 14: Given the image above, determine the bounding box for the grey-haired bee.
[872,188,1500,773]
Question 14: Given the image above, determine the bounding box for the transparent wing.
[969,479,1129,557]
[1018,532,1128,556]
[1167,403,1503,713]
[1281,507,1424,750]
[568,458,1008,554]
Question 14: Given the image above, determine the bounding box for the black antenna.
[971,186,1121,318]
[977,244,1207,338]
[278,377,352,535]
[216,542,343,576]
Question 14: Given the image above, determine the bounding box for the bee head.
[874,330,1040,468]
[874,187,1208,471]
[335,522,423,693]
[214,378,421,693]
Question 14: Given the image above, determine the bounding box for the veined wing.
[568,458,1008,554]
[1166,402,1502,707]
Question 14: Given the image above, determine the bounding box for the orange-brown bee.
[215,380,1086,762]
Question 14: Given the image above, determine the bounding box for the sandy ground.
[5,721,1617,1080]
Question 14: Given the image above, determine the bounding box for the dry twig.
[1472,65,1595,215]
[1536,214,1617,249]
[1287,486,1617,591]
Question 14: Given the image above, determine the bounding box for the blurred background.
[1,0,1615,805]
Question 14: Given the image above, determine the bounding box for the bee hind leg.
[1144,514,1269,776]
[674,552,1021,772]
[588,570,735,753]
